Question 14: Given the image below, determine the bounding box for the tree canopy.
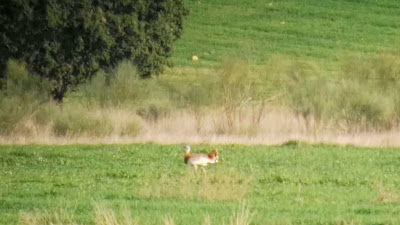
[0,0,188,101]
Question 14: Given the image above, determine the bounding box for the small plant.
[162,216,175,225]
[202,215,212,225]
[228,203,254,225]
[94,204,137,225]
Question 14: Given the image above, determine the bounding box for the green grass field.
[3,1,400,224]
[172,0,400,68]
[1,144,400,225]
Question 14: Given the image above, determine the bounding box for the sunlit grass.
[139,168,250,201]
[1,144,400,224]
[173,0,400,68]
[16,202,254,225]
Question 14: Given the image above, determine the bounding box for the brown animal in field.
[183,145,218,172]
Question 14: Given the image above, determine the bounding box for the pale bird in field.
[183,145,218,172]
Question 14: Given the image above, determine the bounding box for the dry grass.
[18,204,136,225]
[18,203,254,225]
[162,216,174,225]
[371,181,400,204]
[228,203,253,225]
[94,204,137,225]
[18,210,79,225]
[2,107,400,147]
[202,215,212,225]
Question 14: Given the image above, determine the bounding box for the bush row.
[1,54,400,137]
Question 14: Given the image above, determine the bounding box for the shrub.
[80,62,171,108]
[337,55,397,131]
[336,82,394,131]
[0,61,52,135]
[212,58,256,133]
[33,103,59,126]
[0,97,33,135]
[263,55,399,132]
[266,58,336,133]
[53,106,113,137]
[79,71,112,108]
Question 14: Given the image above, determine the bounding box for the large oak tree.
[0,0,188,101]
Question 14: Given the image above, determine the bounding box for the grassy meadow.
[1,143,400,225]
[173,0,400,68]
[2,1,400,223]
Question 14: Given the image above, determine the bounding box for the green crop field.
[172,0,400,69]
[1,144,400,225]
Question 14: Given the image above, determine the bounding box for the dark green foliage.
[0,0,188,101]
